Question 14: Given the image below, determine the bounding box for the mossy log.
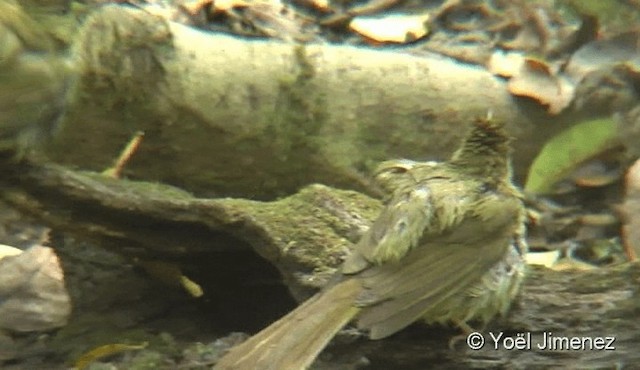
[41,4,587,200]
[1,157,380,300]
[1,157,638,368]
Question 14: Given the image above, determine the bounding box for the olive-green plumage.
[215,116,527,370]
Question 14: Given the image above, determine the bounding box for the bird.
[214,115,528,370]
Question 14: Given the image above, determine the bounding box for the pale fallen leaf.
[0,244,22,260]
[488,50,525,78]
[307,0,330,12]
[525,250,561,267]
[212,0,249,14]
[349,13,430,43]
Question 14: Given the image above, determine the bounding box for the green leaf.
[525,117,617,194]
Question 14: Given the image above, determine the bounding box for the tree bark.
[43,5,581,199]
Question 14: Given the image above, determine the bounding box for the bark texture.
[42,5,580,199]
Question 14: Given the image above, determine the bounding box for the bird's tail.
[214,279,362,370]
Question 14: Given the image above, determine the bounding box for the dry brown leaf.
[349,13,430,44]
[507,58,574,114]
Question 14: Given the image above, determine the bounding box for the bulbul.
[215,116,528,370]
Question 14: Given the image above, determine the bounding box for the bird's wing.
[354,192,523,339]
[341,181,436,274]
[342,173,472,274]
[355,232,511,339]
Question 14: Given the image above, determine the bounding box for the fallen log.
[1,157,637,368]
[42,5,581,199]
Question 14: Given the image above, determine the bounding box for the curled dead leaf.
[507,58,574,114]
